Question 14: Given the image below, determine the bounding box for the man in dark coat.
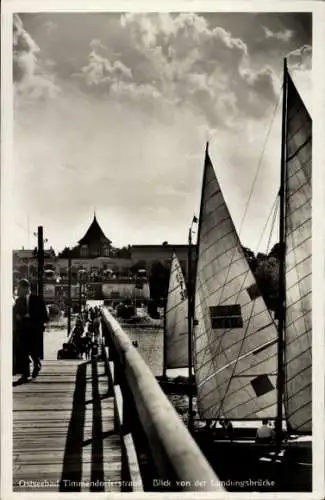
[13,279,49,383]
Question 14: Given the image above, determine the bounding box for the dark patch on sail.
[246,283,261,300]
[209,305,243,329]
[253,337,277,355]
[251,374,274,397]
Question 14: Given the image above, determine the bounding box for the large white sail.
[284,70,312,433]
[193,146,279,420]
[164,252,188,370]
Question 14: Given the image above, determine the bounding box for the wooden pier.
[13,359,122,492]
[12,310,224,493]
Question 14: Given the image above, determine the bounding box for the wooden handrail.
[101,343,144,492]
[101,308,224,492]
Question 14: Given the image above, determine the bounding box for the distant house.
[77,214,112,258]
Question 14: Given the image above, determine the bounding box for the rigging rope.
[266,197,279,254]
[238,89,282,240]
[255,193,279,255]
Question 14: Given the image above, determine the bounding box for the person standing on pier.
[13,279,49,383]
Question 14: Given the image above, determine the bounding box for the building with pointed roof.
[77,214,112,257]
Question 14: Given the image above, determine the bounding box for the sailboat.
[156,252,196,395]
[191,59,312,490]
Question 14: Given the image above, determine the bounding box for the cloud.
[287,44,312,70]
[69,13,277,128]
[263,26,293,42]
[287,45,312,114]
[239,65,279,118]
[116,13,278,127]
[17,12,279,127]
[13,14,60,102]
[90,38,108,51]
[77,49,133,87]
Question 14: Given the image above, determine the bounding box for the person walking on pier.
[13,279,49,384]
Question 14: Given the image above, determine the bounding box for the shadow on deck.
[13,359,122,493]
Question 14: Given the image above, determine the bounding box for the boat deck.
[13,359,122,492]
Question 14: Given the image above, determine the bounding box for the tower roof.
[78,215,111,246]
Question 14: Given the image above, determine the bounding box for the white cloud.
[263,26,293,42]
[90,38,108,51]
[13,14,60,102]
[78,50,133,87]
[115,13,278,128]
[287,45,312,115]
[287,44,312,70]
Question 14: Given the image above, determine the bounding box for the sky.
[12,11,312,253]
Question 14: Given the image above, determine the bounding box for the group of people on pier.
[57,306,102,360]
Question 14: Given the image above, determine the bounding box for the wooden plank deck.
[13,359,122,492]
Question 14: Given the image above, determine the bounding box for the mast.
[190,143,209,429]
[187,226,194,432]
[187,215,198,432]
[276,58,288,447]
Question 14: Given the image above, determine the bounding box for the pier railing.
[101,308,224,492]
